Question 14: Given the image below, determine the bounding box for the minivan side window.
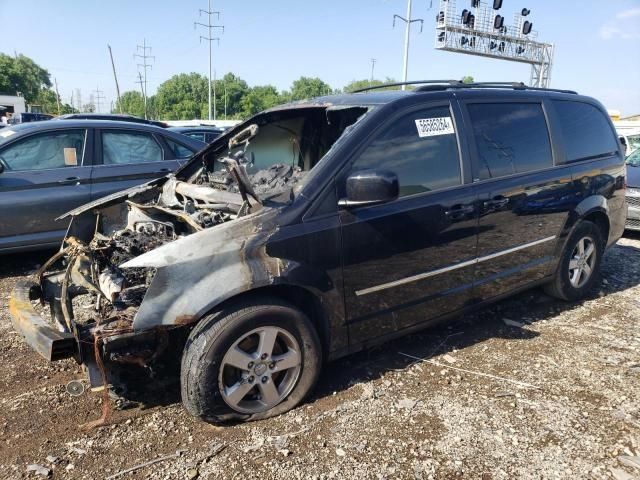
[0,130,86,171]
[468,103,552,181]
[552,100,618,162]
[102,131,164,165]
[349,106,462,197]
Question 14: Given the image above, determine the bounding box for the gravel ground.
[0,235,639,480]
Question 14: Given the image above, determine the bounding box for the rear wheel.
[181,297,322,423]
[545,221,604,301]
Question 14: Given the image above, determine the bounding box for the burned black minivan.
[10,81,626,423]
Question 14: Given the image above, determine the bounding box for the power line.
[93,86,105,113]
[134,38,155,119]
[393,0,424,90]
[195,0,224,121]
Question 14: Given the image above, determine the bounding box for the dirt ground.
[1,235,639,480]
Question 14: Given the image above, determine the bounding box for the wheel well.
[583,211,610,245]
[206,285,331,358]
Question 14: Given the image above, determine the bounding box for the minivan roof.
[269,86,588,111]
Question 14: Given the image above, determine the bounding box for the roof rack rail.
[415,81,578,95]
[351,80,577,95]
[351,80,462,93]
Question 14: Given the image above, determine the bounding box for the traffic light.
[522,21,533,35]
[493,0,503,9]
[521,8,531,16]
[494,15,504,29]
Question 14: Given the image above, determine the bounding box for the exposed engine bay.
[26,105,368,395]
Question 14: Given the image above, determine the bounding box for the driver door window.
[0,130,86,171]
[348,106,462,197]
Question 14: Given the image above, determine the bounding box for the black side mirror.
[338,170,399,208]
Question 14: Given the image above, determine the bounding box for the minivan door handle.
[483,197,509,209]
[153,168,171,174]
[445,204,475,220]
[58,176,81,185]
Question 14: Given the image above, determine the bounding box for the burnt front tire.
[544,220,604,301]
[180,297,322,424]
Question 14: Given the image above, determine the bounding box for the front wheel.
[181,297,322,423]
[544,220,604,301]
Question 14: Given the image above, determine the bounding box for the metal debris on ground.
[26,464,51,477]
[105,450,184,480]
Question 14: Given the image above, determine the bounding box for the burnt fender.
[120,208,279,330]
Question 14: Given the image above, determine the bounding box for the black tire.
[181,296,322,424]
[544,220,604,301]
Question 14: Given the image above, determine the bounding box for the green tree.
[287,77,332,101]
[461,76,475,84]
[0,53,52,103]
[240,85,282,118]
[34,89,74,115]
[113,91,146,118]
[154,73,209,120]
[213,73,249,119]
[343,77,398,93]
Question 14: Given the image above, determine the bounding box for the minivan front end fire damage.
[9,103,369,393]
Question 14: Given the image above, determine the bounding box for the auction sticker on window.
[415,117,454,138]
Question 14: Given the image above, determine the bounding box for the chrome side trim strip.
[355,235,557,297]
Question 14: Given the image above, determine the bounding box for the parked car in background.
[57,113,169,128]
[0,120,204,252]
[8,112,54,125]
[625,148,640,231]
[8,81,626,424]
[168,125,225,143]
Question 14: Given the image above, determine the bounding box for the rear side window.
[552,101,618,162]
[349,105,462,197]
[0,130,85,171]
[165,138,194,159]
[101,131,164,165]
[468,103,552,181]
[186,132,206,142]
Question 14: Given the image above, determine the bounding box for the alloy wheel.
[218,326,302,414]
[568,236,596,289]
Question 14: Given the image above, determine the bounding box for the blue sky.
[1,0,639,115]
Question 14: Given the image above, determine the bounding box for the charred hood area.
[30,104,369,381]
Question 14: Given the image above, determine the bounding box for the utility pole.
[370,58,377,85]
[108,45,122,113]
[393,0,424,90]
[134,38,155,119]
[93,86,105,113]
[224,82,227,119]
[136,72,146,118]
[195,0,224,121]
[54,78,61,115]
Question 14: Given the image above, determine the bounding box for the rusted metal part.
[174,314,198,325]
[80,334,112,430]
[9,280,76,361]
